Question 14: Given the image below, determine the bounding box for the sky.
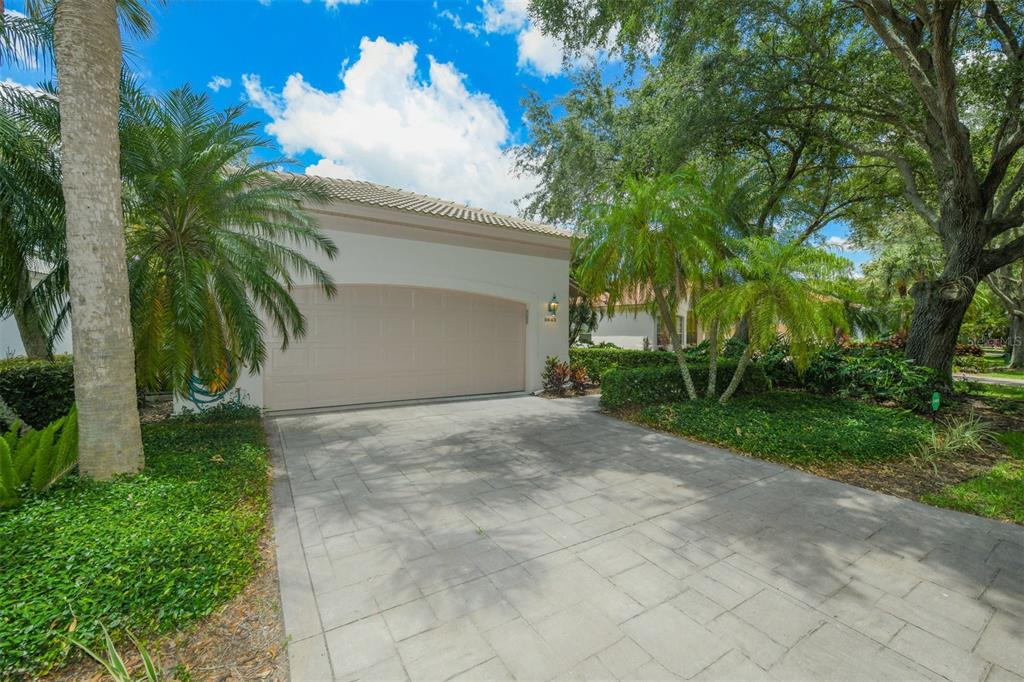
[1,0,868,270]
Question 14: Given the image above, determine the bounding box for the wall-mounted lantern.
[544,294,558,322]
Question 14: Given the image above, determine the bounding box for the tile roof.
[308,175,571,238]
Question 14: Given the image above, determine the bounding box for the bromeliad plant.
[0,405,78,508]
[698,237,850,404]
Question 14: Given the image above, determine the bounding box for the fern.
[13,429,39,481]
[0,406,78,506]
[29,420,60,493]
[46,406,78,490]
[0,438,18,508]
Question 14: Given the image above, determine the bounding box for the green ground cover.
[635,391,931,465]
[0,408,269,677]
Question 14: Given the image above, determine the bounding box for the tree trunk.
[12,264,50,359]
[53,0,143,479]
[729,315,749,345]
[652,289,698,400]
[1010,314,1024,369]
[905,278,976,382]
[706,316,720,398]
[13,300,50,359]
[719,343,754,404]
[905,206,986,383]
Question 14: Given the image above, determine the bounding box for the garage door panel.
[264,285,526,411]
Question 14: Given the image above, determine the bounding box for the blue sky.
[1,0,867,270]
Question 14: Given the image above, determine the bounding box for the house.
[590,289,706,350]
[190,177,570,413]
[1,178,570,413]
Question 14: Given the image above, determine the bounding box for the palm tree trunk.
[53,0,143,479]
[706,316,721,398]
[13,300,50,359]
[12,264,50,359]
[653,288,698,400]
[719,343,754,405]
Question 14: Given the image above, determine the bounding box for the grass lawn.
[0,409,269,677]
[957,379,1024,400]
[635,391,931,465]
[922,461,1024,524]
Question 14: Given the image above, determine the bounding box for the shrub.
[0,411,269,676]
[636,392,931,464]
[542,356,571,396]
[569,366,589,395]
[570,346,719,382]
[600,363,768,410]
[756,339,801,388]
[0,356,75,430]
[802,345,941,410]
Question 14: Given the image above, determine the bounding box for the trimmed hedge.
[0,356,75,430]
[570,347,679,382]
[600,363,768,410]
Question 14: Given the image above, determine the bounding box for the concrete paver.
[269,395,1024,681]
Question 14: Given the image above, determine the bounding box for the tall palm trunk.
[653,288,698,400]
[53,0,142,478]
[706,316,721,398]
[12,266,50,359]
[719,341,754,405]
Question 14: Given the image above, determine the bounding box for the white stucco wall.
[591,309,658,350]
[177,209,569,413]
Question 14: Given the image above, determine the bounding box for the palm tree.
[0,83,66,359]
[119,85,338,394]
[575,171,720,400]
[698,237,850,404]
[46,0,155,479]
[695,162,759,398]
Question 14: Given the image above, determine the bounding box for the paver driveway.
[268,396,1024,682]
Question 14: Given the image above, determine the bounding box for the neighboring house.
[186,177,570,413]
[591,290,706,350]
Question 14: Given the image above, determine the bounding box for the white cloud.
[1,78,46,96]
[825,235,852,250]
[515,23,565,77]
[479,0,567,77]
[438,8,480,36]
[207,75,232,92]
[322,0,364,6]
[482,0,529,33]
[243,36,537,214]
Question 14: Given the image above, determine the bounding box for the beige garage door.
[263,285,526,411]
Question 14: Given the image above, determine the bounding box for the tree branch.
[985,274,1024,316]
[981,233,1024,275]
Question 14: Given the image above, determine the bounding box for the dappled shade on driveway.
[269,395,1023,681]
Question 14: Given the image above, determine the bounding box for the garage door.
[263,285,526,411]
